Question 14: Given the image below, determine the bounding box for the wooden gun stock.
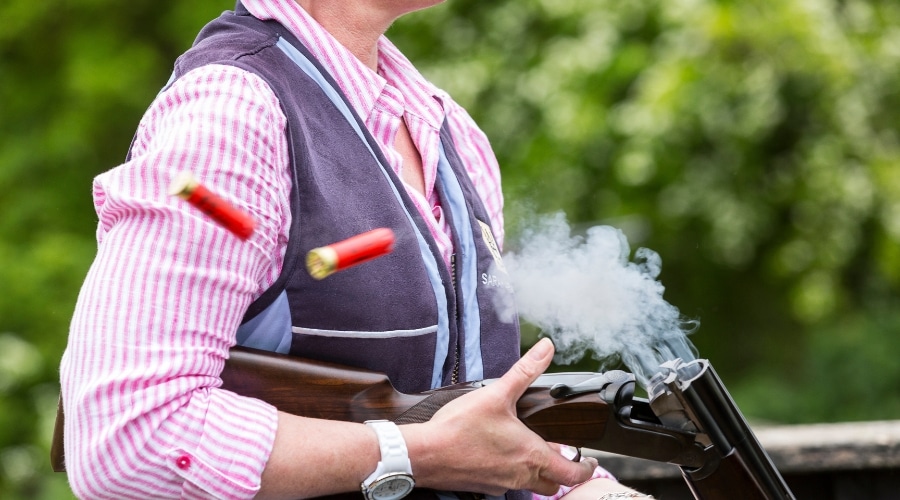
[220,347,616,446]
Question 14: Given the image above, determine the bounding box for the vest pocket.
[290,325,439,394]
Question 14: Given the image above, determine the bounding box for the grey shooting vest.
[167,5,529,500]
[172,6,521,396]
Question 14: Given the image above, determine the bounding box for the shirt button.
[175,455,191,470]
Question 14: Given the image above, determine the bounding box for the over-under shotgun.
[51,346,795,499]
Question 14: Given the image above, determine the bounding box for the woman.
[60,1,650,499]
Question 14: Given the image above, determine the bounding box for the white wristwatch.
[361,420,415,500]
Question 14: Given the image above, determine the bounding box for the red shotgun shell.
[169,172,257,240]
[306,228,396,280]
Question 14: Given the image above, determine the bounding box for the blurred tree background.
[1,0,898,497]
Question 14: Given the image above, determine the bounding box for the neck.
[295,1,410,71]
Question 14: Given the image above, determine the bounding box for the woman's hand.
[403,338,600,495]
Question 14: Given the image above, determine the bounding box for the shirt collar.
[242,0,446,131]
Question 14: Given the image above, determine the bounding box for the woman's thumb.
[496,338,555,399]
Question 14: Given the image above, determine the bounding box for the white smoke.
[495,213,697,384]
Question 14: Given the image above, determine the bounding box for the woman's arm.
[60,63,291,499]
[258,339,600,499]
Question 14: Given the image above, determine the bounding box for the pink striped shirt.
[60,2,505,498]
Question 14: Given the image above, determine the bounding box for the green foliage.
[732,305,900,424]
[392,0,900,417]
[2,0,900,496]
[0,0,225,496]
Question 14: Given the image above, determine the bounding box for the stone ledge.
[585,419,900,481]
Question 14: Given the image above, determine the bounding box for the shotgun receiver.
[51,346,795,499]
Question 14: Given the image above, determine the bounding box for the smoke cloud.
[495,213,698,385]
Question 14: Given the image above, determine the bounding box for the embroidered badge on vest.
[477,220,506,274]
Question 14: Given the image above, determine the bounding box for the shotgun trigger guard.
[549,370,633,399]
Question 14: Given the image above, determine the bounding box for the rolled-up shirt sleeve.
[59,64,292,499]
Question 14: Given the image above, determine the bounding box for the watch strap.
[363,420,413,486]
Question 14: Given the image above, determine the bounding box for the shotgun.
[51,346,795,499]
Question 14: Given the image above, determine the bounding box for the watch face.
[370,473,415,500]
